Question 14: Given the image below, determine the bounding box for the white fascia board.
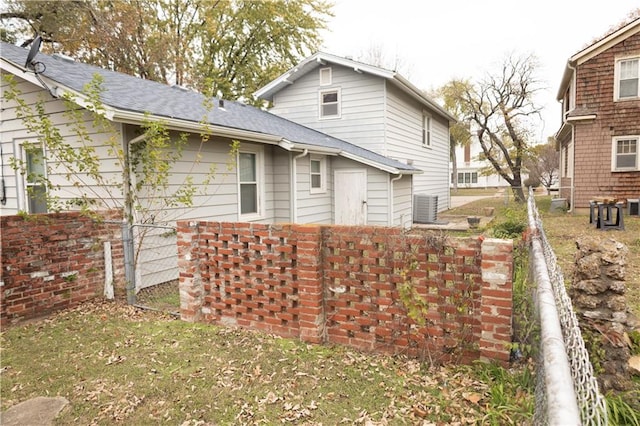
[570,19,640,66]
[339,151,422,175]
[566,114,597,121]
[110,109,283,144]
[279,140,340,155]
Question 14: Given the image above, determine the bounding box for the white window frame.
[614,56,640,101]
[611,136,639,172]
[319,67,332,86]
[237,146,265,221]
[319,88,341,119]
[309,156,327,194]
[422,112,432,148]
[16,141,48,213]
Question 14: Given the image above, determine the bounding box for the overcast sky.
[319,0,639,142]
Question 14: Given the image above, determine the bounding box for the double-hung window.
[616,57,639,100]
[24,144,48,213]
[309,157,326,193]
[238,149,263,218]
[319,89,340,119]
[612,136,638,171]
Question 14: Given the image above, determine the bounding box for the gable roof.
[254,52,457,123]
[0,42,419,175]
[556,16,640,100]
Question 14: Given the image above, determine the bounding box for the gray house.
[255,52,456,218]
[1,42,420,228]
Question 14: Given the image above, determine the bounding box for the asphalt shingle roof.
[1,42,418,173]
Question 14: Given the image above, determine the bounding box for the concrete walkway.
[0,397,69,426]
[449,189,505,209]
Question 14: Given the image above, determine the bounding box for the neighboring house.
[1,42,420,228]
[450,135,510,189]
[254,52,456,216]
[556,16,640,210]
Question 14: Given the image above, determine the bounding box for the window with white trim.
[310,157,326,193]
[615,57,639,100]
[612,136,638,171]
[238,149,263,218]
[422,113,432,147]
[24,144,48,213]
[319,89,340,118]
[319,67,332,86]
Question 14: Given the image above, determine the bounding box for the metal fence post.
[122,221,136,305]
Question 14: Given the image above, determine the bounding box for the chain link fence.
[131,224,180,315]
[527,188,608,425]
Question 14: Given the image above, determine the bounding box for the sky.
[319,0,639,143]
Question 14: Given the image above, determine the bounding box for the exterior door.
[334,169,367,225]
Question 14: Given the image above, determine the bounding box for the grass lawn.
[0,301,533,425]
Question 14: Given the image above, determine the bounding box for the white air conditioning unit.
[413,194,438,223]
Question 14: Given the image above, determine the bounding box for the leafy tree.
[433,80,472,193]
[525,138,559,194]
[440,54,543,203]
[0,0,333,102]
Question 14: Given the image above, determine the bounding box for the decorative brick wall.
[178,221,513,366]
[0,211,124,327]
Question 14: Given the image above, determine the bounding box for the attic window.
[319,89,340,119]
[319,67,332,86]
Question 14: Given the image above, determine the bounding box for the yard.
[1,190,638,425]
[0,301,532,425]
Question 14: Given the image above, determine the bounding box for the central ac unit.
[413,194,438,223]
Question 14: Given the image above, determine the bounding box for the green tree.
[1,0,333,102]
[433,80,472,193]
[441,54,543,203]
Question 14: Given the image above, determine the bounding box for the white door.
[334,169,367,225]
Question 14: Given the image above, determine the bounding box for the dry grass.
[0,301,534,425]
[447,192,639,318]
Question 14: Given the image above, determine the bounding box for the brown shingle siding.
[569,30,640,207]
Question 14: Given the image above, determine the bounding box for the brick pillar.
[177,221,203,322]
[479,238,513,366]
[292,224,324,344]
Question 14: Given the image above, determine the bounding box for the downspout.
[566,61,577,213]
[290,149,308,223]
[123,132,149,305]
[390,174,402,227]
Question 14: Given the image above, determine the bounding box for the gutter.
[389,174,403,227]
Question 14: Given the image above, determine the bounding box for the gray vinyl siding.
[295,155,332,224]
[1,75,124,214]
[270,65,387,154]
[385,84,450,212]
[392,175,412,228]
[272,149,291,223]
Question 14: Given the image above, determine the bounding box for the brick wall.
[178,221,513,366]
[0,211,124,327]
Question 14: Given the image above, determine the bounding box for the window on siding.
[25,145,48,213]
[422,113,432,147]
[319,67,332,86]
[612,137,638,171]
[238,151,262,217]
[616,58,639,100]
[310,157,326,193]
[457,172,478,184]
[320,89,340,118]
